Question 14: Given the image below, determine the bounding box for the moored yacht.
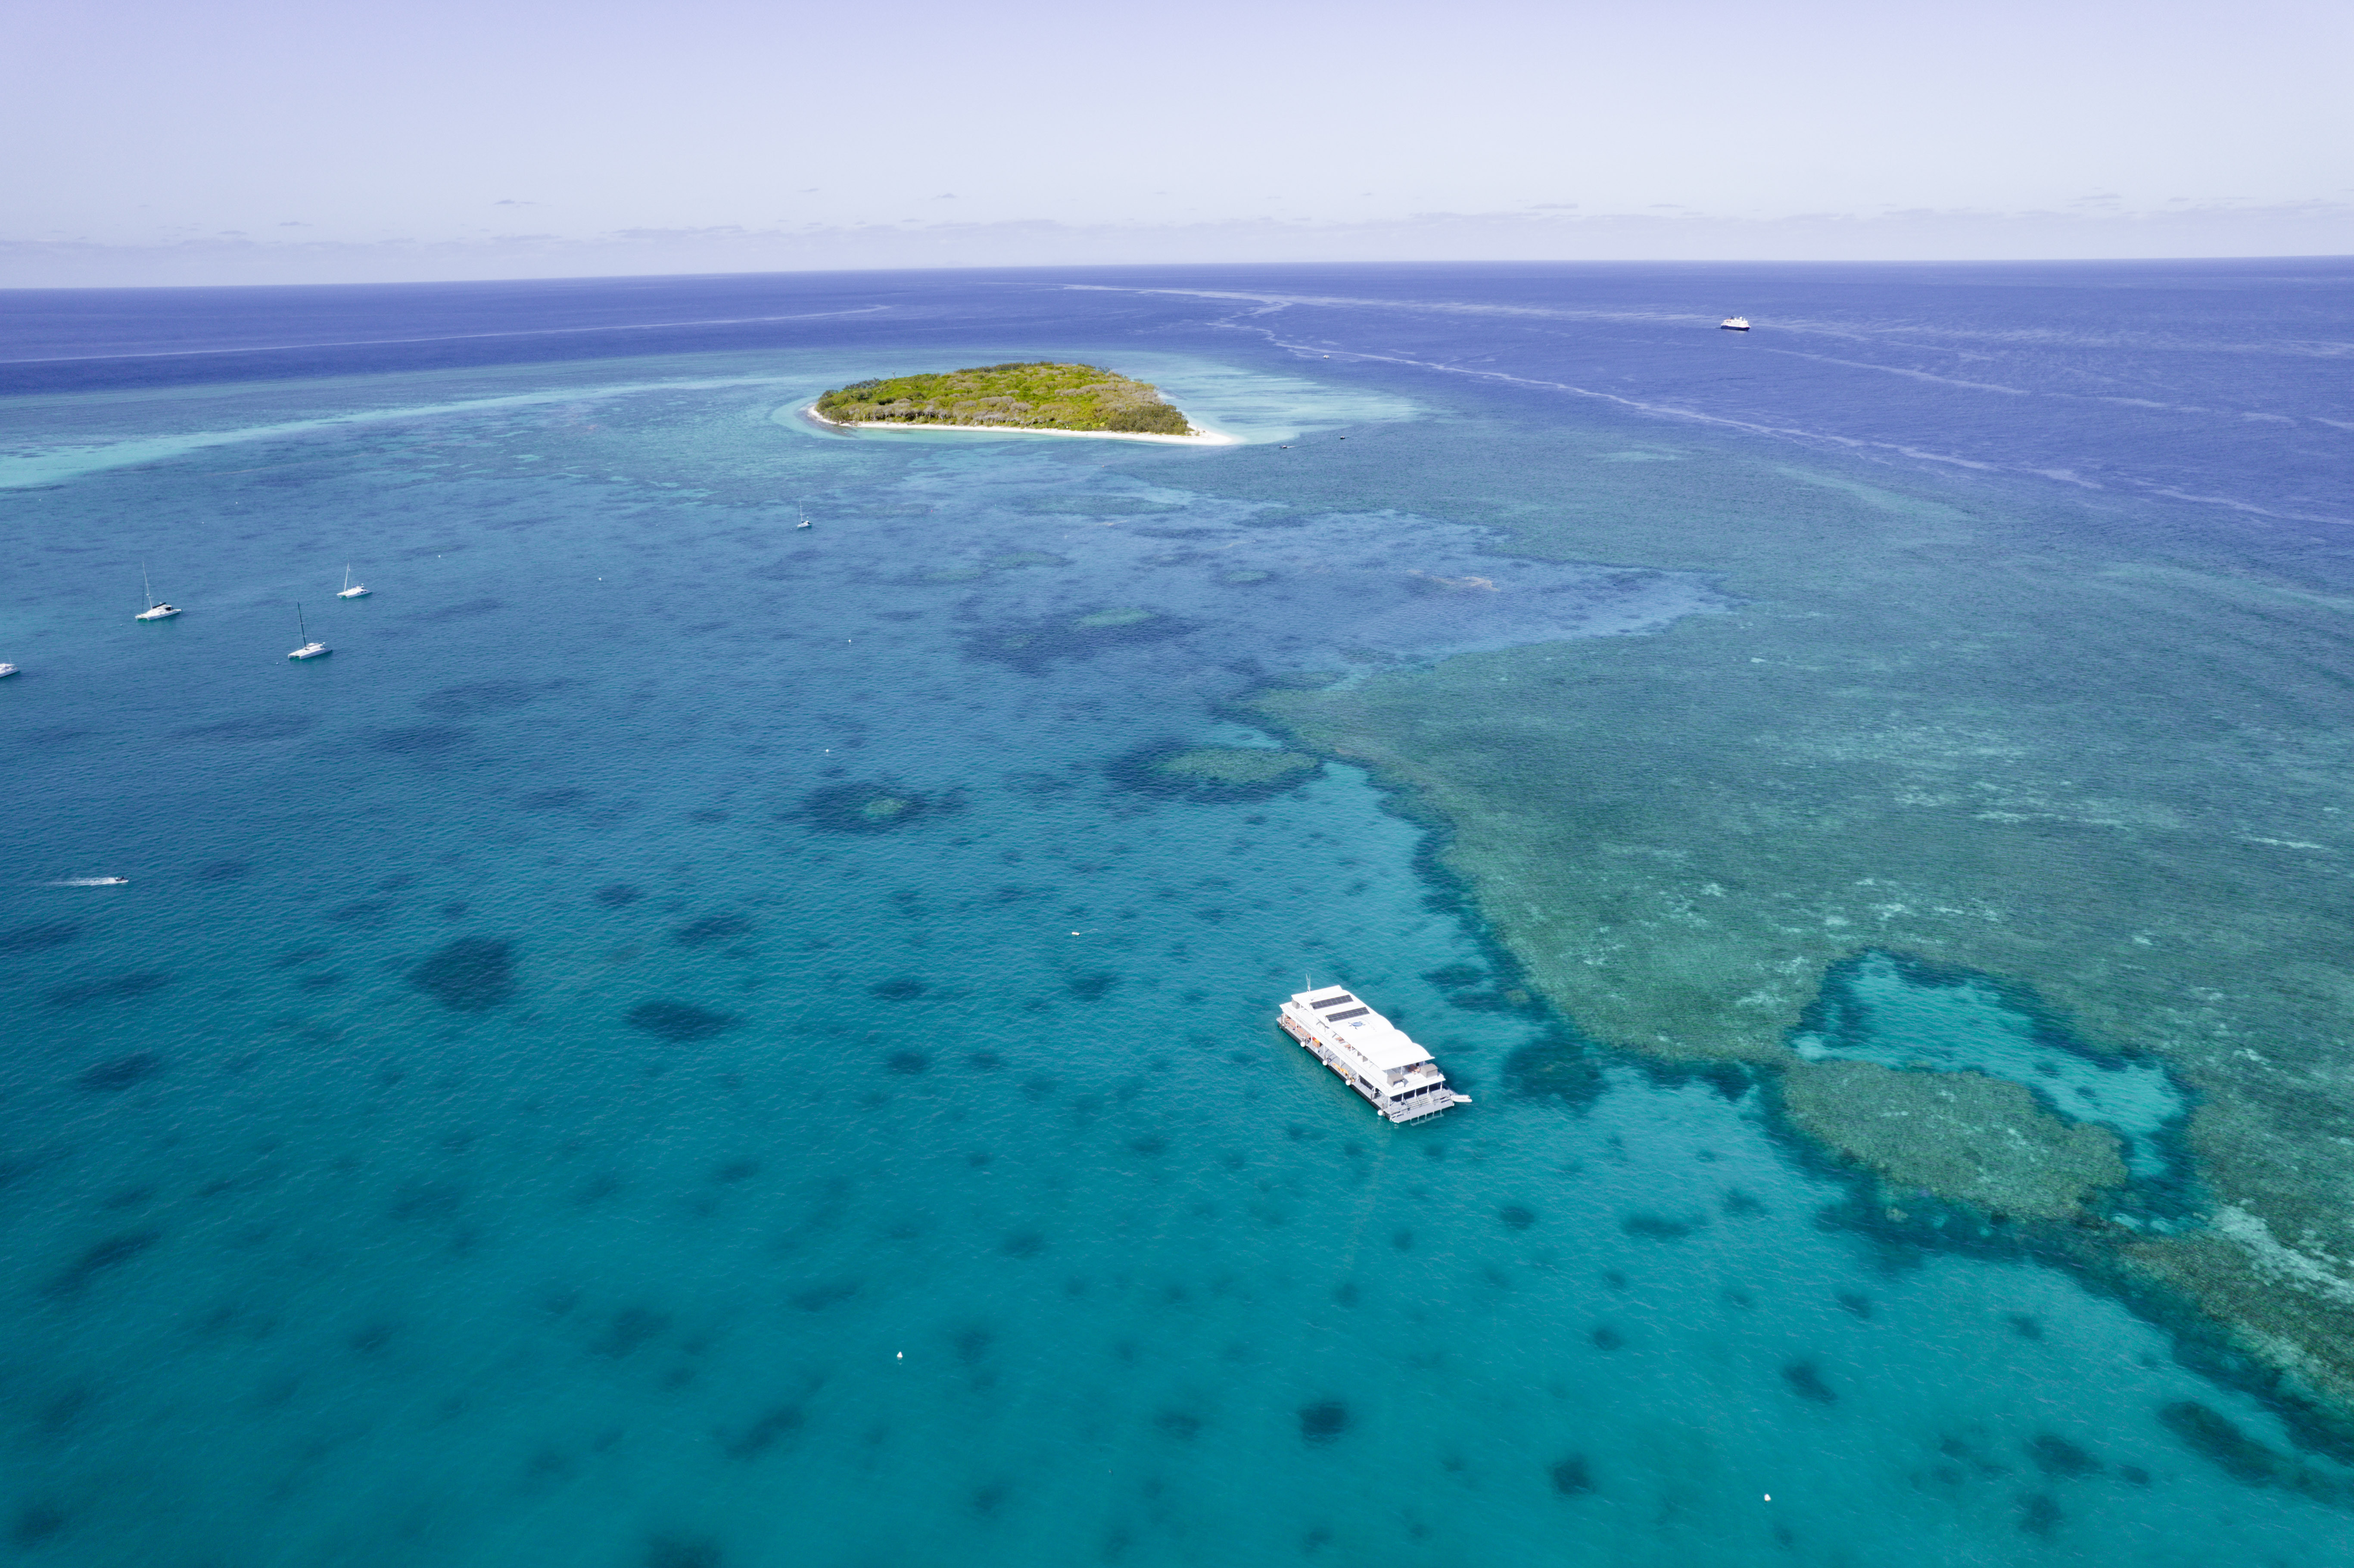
[287,603,330,660]
[135,562,181,621]
[336,564,371,599]
[0,663,18,678]
[1719,316,1751,331]
[1277,985,1470,1123]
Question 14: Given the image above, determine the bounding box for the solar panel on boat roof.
[1311,993,1356,1009]
[1325,1006,1372,1021]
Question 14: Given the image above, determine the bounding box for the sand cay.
[803,403,1239,446]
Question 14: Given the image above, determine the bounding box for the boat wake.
[43,877,129,887]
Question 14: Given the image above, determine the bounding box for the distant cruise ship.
[1277,986,1470,1123]
[1720,316,1751,331]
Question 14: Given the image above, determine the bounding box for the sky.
[5,0,2351,284]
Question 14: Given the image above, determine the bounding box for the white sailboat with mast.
[287,602,330,660]
[134,562,181,621]
[336,564,370,599]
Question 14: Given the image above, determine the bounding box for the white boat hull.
[1281,1014,1466,1122]
[288,642,331,660]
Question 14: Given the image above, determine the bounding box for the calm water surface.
[3,262,2352,1566]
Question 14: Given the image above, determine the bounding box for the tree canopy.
[815,362,1195,436]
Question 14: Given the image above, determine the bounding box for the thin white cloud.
[7,202,2353,289]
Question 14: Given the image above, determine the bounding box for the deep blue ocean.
[3,260,2352,1567]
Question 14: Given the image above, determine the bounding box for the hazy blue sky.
[6,0,2350,282]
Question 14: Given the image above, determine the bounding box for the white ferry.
[1278,986,1470,1123]
[1719,316,1751,332]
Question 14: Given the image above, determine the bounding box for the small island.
[808,362,1231,444]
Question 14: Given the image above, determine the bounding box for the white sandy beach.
[802,404,1240,446]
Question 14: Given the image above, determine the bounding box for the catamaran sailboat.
[1719,316,1751,332]
[287,603,330,660]
[336,564,371,599]
[134,563,181,621]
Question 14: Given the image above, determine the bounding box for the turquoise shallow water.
[5,270,2354,1566]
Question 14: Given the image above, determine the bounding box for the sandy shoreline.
[801,404,1240,446]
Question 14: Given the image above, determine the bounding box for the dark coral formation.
[798,782,946,834]
[410,938,517,1012]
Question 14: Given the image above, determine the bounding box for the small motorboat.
[1720,316,1751,332]
[0,663,18,678]
[336,564,371,599]
[287,602,330,660]
[135,561,181,620]
[48,877,129,887]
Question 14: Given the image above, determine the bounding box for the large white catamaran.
[1277,985,1470,1123]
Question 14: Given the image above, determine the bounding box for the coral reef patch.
[1780,1060,2127,1221]
[967,609,1189,675]
[798,782,947,834]
[1110,743,1322,801]
[410,938,517,1013]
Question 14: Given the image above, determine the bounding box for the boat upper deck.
[1286,988,1434,1071]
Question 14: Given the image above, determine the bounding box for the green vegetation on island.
[814,362,1196,436]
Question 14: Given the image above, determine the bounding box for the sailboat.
[0,662,18,678]
[336,564,371,599]
[796,497,813,530]
[134,562,181,621]
[287,603,330,660]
